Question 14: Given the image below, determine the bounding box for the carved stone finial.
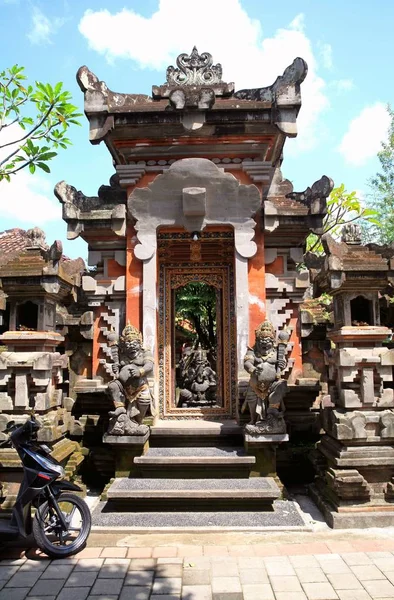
[342,223,362,245]
[166,47,223,86]
[26,227,47,249]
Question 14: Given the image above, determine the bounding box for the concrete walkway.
[3,534,394,600]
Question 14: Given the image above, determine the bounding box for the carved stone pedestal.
[244,434,289,478]
[103,433,150,478]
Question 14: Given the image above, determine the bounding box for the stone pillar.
[311,230,394,528]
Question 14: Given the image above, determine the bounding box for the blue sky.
[0,0,393,259]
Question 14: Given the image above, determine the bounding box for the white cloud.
[330,79,355,93]
[0,172,60,224]
[338,103,391,167]
[318,42,333,69]
[78,1,329,152]
[0,123,60,224]
[27,6,65,45]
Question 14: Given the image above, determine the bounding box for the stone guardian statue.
[107,323,155,435]
[242,320,289,435]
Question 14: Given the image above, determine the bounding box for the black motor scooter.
[0,414,91,558]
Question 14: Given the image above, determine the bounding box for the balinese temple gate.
[54,48,333,519]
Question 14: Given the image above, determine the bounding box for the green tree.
[0,65,82,181]
[306,184,378,255]
[367,106,394,244]
[175,282,217,349]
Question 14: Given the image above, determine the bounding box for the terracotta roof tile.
[0,228,31,265]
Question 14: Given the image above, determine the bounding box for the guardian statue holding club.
[242,320,290,435]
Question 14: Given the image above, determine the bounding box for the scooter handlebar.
[10,416,41,447]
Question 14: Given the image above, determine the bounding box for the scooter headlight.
[50,463,65,477]
[35,454,65,477]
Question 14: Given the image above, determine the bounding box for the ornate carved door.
[158,229,236,419]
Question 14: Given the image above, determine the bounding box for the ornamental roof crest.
[166,47,223,86]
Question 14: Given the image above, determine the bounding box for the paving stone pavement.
[3,543,394,599]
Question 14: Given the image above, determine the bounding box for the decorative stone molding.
[234,58,308,136]
[55,177,127,240]
[128,158,261,261]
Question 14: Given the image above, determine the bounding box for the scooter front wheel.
[33,492,91,558]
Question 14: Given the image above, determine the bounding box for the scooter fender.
[51,480,82,496]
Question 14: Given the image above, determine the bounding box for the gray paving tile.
[157,559,183,565]
[266,561,295,576]
[301,582,338,599]
[74,558,105,571]
[341,553,373,566]
[41,564,74,579]
[239,568,269,584]
[242,583,275,600]
[124,570,154,586]
[274,593,308,600]
[129,559,157,571]
[181,585,212,600]
[237,557,265,570]
[350,565,386,581]
[336,591,372,600]
[270,576,303,593]
[57,588,90,600]
[152,577,182,595]
[320,561,351,575]
[0,589,30,600]
[65,571,97,587]
[99,563,128,579]
[384,570,394,585]
[86,596,119,600]
[211,576,242,600]
[326,572,363,590]
[183,569,211,585]
[155,564,183,578]
[90,578,124,596]
[184,559,211,569]
[362,579,394,598]
[295,568,328,583]
[0,566,19,580]
[371,558,394,572]
[19,559,50,571]
[27,597,56,600]
[29,579,65,596]
[5,571,40,587]
[211,562,238,577]
[290,556,320,569]
[119,587,151,600]
[151,596,181,600]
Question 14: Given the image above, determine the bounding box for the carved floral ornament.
[166,47,223,86]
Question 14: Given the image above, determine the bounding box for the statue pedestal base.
[103,433,150,477]
[244,433,288,478]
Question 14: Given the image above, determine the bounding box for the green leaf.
[29,163,36,174]
[36,162,50,173]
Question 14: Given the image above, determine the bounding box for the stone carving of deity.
[242,321,290,435]
[177,343,217,407]
[107,323,155,435]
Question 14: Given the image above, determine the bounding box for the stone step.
[134,447,256,464]
[91,499,307,530]
[133,447,255,478]
[150,419,244,447]
[105,477,280,511]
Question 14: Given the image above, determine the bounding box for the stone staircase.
[102,420,281,514]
